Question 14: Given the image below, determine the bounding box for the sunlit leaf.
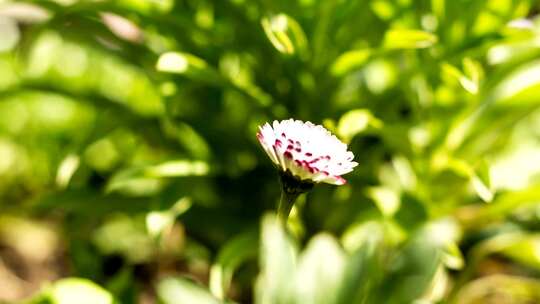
[501,235,540,270]
[463,58,483,86]
[442,242,464,270]
[470,161,494,203]
[157,277,221,304]
[491,59,540,105]
[106,160,209,195]
[146,197,192,238]
[336,109,382,143]
[156,52,224,85]
[330,49,372,76]
[255,213,297,304]
[50,278,114,304]
[157,52,207,74]
[364,59,398,93]
[383,29,437,49]
[371,0,395,20]
[209,230,258,300]
[293,234,345,304]
[471,184,540,225]
[145,160,209,177]
[261,13,308,57]
[441,62,478,94]
[56,154,80,189]
[471,170,494,203]
[367,186,400,217]
[456,275,540,304]
[491,135,540,191]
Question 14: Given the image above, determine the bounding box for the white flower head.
[257,119,358,185]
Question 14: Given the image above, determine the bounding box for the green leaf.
[463,57,483,87]
[106,160,209,194]
[145,160,210,178]
[433,157,494,203]
[162,120,212,160]
[156,52,208,74]
[491,59,540,106]
[471,161,494,203]
[157,277,222,304]
[337,222,384,304]
[441,62,479,94]
[330,49,372,76]
[93,214,154,263]
[366,186,400,217]
[468,231,526,271]
[255,213,297,304]
[383,29,438,49]
[261,14,308,57]
[55,154,80,189]
[472,184,540,224]
[336,109,382,143]
[156,52,225,85]
[379,228,443,303]
[468,160,494,203]
[370,0,396,20]
[394,193,428,230]
[293,234,346,304]
[146,197,192,238]
[455,275,540,304]
[442,242,465,270]
[209,230,258,300]
[501,235,540,270]
[50,278,114,304]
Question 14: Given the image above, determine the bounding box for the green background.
[1,0,540,303]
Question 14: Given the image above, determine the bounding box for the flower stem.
[277,189,300,222]
[276,171,314,222]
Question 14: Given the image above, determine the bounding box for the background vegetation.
[1,0,540,303]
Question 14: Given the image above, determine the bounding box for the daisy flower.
[257,119,357,220]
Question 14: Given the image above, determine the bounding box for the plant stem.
[276,170,313,222]
[277,189,300,222]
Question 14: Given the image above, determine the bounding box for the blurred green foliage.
[1,0,540,303]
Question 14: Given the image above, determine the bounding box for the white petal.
[256,119,357,185]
